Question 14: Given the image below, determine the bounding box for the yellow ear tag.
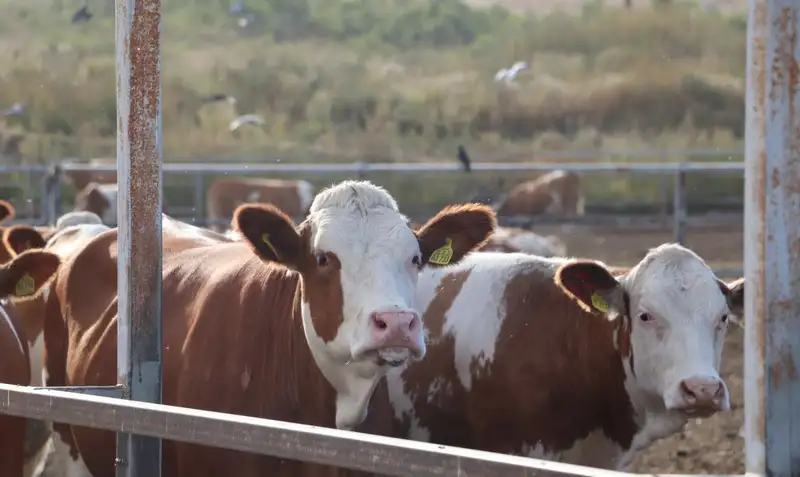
[15,274,35,297]
[428,238,454,266]
[591,292,609,313]
[261,233,279,258]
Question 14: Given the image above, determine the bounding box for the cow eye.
[315,252,329,267]
[638,313,653,323]
[411,255,421,266]
[720,314,729,324]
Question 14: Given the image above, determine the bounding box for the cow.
[0,249,62,477]
[61,159,117,192]
[494,170,585,217]
[477,226,567,256]
[73,183,168,227]
[33,180,496,477]
[0,201,58,265]
[206,177,315,232]
[1,214,112,477]
[386,243,744,470]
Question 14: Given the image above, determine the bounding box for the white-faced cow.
[386,244,744,470]
[31,180,495,477]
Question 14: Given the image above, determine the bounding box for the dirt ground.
[35,222,746,476]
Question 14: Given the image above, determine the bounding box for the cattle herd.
[0,172,745,477]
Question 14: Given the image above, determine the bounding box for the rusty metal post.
[744,0,800,476]
[115,0,163,475]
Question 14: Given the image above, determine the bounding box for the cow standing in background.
[206,177,315,232]
[494,170,585,216]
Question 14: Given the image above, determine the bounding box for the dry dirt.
[35,223,747,476]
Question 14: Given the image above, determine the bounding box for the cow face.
[234,180,495,427]
[555,243,743,418]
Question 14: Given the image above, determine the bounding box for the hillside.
[0,0,748,164]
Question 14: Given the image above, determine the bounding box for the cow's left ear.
[0,250,61,301]
[555,260,627,321]
[415,203,496,268]
[719,277,744,320]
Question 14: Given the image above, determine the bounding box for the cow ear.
[555,260,627,320]
[719,277,744,323]
[3,225,47,258]
[0,200,15,224]
[0,250,61,301]
[415,203,496,268]
[233,204,306,270]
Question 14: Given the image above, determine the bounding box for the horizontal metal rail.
[0,383,740,477]
[46,161,746,174]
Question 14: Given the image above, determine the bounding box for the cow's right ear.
[3,225,47,258]
[233,204,305,270]
[554,260,627,321]
[0,200,15,225]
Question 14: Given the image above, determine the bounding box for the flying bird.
[72,5,93,24]
[457,144,472,173]
[201,93,237,105]
[229,114,265,133]
[0,103,25,117]
[494,61,528,84]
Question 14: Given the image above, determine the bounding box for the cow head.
[234,180,495,428]
[555,243,743,418]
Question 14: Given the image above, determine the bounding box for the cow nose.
[367,310,420,350]
[679,377,725,408]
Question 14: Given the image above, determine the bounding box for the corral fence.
[0,0,798,476]
[1,156,746,279]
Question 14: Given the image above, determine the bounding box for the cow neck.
[294,280,383,431]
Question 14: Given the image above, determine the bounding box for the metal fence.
[0,0,797,476]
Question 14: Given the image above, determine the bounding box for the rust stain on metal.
[127,0,162,334]
[770,346,799,388]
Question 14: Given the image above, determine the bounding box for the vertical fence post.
[744,0,800,476]
[115,0,163,475]
[193,172,204,225]
[671,164,687,245]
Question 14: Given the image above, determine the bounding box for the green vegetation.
[0,0,747,212]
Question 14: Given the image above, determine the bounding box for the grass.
[0,0,748,211]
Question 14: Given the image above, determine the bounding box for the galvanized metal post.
[745,0,800,476]
[115,0,163,475]
[672,164,687,245]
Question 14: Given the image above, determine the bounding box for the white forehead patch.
[309,180,399,215]
[625,243,728,317]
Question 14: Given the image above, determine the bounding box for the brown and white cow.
[494,170,585,217]
[36,180,495,477]
[0,249,62,477]
[477,226,567,257]
[206,177,315,232]
[386,244,744,470]
[61,159,117,192]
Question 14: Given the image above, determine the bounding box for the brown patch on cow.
[298,228,345,343]
[73,183,111,218]
[0,200,15,224]
[416,203,496,267]
[0,298,29,476]
[399,264,638,457]
[207,177,310,232]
